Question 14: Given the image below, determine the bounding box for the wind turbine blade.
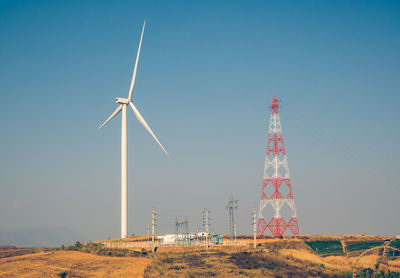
[127,21,146,101]
[98,104,123,129]
[129,102,169,156]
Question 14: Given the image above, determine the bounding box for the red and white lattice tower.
[257,93,299,237]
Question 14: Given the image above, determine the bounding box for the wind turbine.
[98,21,168,239]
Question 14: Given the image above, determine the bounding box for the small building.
[196,232,208,237]
[211,234,223,245]
[158,233,223,245]
[158,234,177,244]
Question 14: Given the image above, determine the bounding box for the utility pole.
[206,209,209,247]
[253,209,257,249]
[175,216,178,235]
[151,208,155,248]
[184,216,189,234]
[203,208,210,248]
[147,224,150,245]
[226,194,238,243]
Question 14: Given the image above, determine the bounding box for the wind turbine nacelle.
[115,97,130,104]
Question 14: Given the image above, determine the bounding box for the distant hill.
[0,227,85,247]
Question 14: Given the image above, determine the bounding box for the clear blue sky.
[1,0,399,246]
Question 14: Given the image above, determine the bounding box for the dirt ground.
[0,250,151,278]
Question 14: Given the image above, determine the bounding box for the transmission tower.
[226,194,238,241]
[203,208,210,247]
[175,216,189,234]
[202,208,210,235]
[257,93,299,237]
[152,208,156,247]
[252,209,257,249]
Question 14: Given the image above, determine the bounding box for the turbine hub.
[115,97,130,104]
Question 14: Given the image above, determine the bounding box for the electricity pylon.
[257,93,299,237]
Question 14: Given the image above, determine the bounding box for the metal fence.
[102,240,248,248]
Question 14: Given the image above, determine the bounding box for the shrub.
[341,272,353,278]
[63,242,147,257]
[168,265,184,270]
[229,252,285,270]
[58,271,68,278]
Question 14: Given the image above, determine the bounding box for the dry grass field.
[0,246,37,259]
[143,248,345,277]
[1,235,399,277]
[0,250,151,278]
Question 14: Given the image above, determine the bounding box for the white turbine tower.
[98,21,168,239]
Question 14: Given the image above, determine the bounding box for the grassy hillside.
[1,235,400,277]
[143,248,346,277]
[0,250,151,278]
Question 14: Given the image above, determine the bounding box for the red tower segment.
[257,93,299,237]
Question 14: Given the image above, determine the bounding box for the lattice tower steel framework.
[175,216,189,234]
[226,194,238,241]
[257,93,299,237]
